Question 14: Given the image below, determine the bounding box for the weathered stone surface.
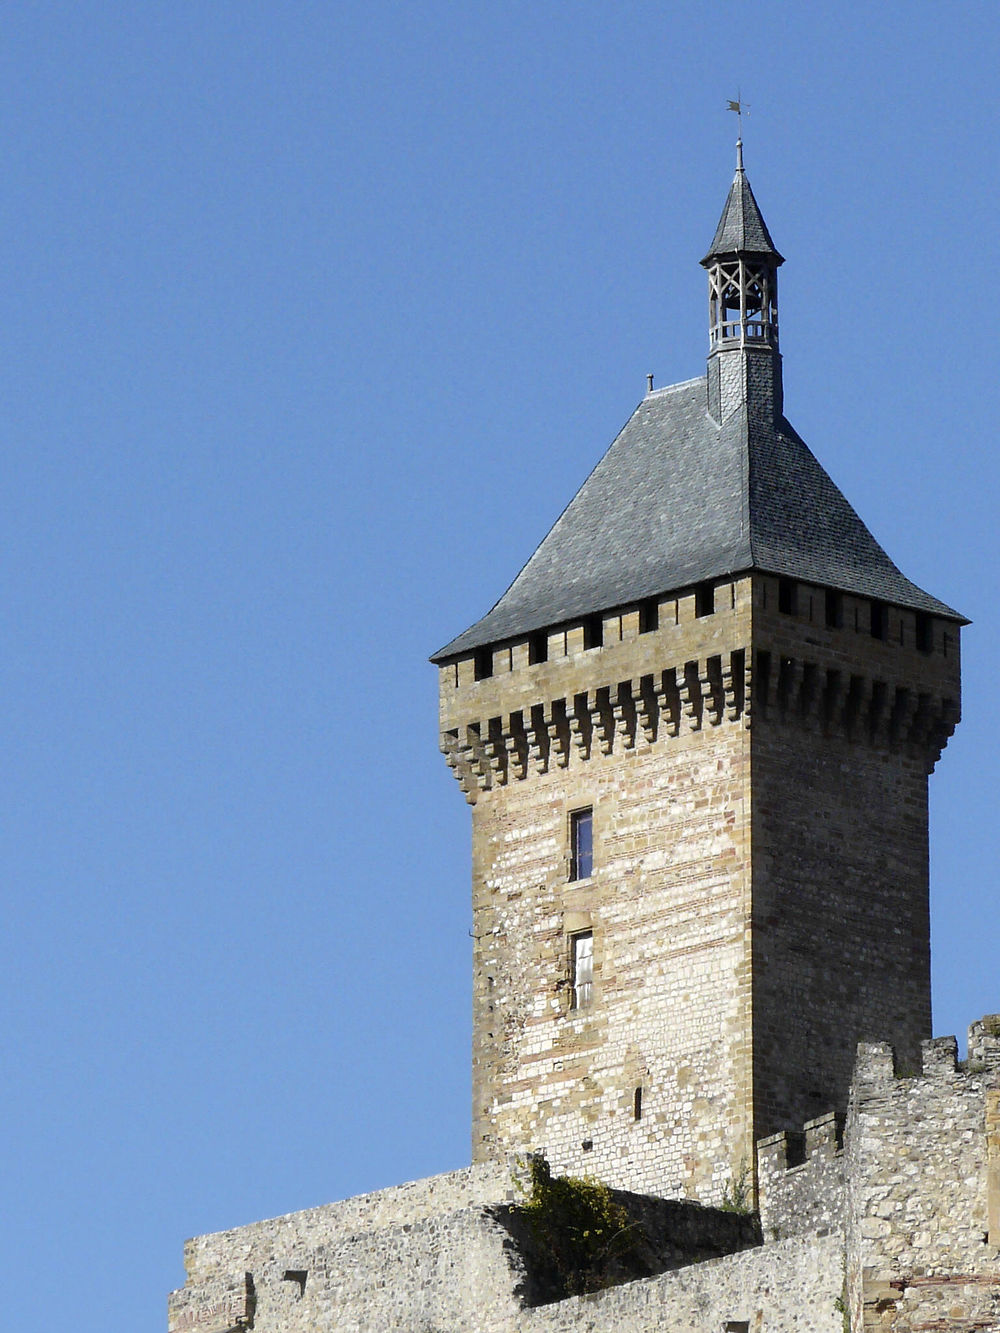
[845,1023,1000,1333]
[439,569,958,1203]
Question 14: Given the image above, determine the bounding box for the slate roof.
[702,145,784,265]
[431,378,963,662]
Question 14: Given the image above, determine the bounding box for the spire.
[702,141,783,266]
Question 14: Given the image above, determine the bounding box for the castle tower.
[431,147,964,1205]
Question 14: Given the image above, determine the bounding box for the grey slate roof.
[702,156,783,264]
[431,378,963,662]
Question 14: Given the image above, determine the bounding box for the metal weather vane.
[727,96,749,141]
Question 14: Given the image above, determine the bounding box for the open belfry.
[431,139,963,1205]
[169,146,999,1333]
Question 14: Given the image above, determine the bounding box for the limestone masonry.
[169,144,996,1331]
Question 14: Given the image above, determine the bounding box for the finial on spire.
[736,138,744,172]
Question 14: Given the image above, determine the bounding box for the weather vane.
[727,95,749,140]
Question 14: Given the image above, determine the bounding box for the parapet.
[756,1111,846,1240]
[851,1019,1000,1104]
[846,1014,1000,1333]
[969,1014,1000,1070]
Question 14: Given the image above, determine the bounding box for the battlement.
[438,572,959,802]
[852,1015,1000,1095]
[757,1112,846,1240]
[846,1016,1000,1333]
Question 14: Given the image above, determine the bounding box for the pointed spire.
[701,143,783,266]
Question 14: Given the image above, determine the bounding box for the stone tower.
[431,144,964,1206]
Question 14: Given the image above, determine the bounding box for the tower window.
[915,612,933,653]
[825,589,842,629]
[528,631,548,664]
[569,808,593,881]
[695,581,715,617]
[633,1086,643,1121]
[474,648,493,680]
[870,601,887,640]
[638,598,659,634]
[583,615,604,650]
[778,578,797,615]
[570,931,593,1010]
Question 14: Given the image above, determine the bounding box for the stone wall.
[169,1158,765,1333]
[757,1110,845,1241]
[845,1020,1000,1333]
[439,560,959,1205]
[522,1232,843,1333]
[450,574,756,1204]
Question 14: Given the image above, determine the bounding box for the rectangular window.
[474,648,493,680]
[571,932,593,1010]
[915,612,933,653]
[638,597,659,634]
[695,581,715,617]
[825,589,842,628]
[583,615,603,649]
[528,631,548,664]
[778,578,797,615]
[569,808,593,881]
[871,600,887,640]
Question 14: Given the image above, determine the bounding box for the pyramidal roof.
[431,158,963,664]
[701,141,783,264]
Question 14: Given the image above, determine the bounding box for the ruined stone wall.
[442,578,755,1204]
[845,1021,1000,1333]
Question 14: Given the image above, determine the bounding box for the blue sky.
[1,5,997,1330]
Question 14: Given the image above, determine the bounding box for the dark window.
[583,616,603,649]
[570,808,593,881]
[870,601,887,640]
[633,1086,643,1121]
[639,598,659,634]
[825,589,842,628]
[778,578,797,615]
[528,631,548,664]
[571,931,593,1009]
[695,581,715,617]
[474,648,493,680]
[724,1323,750,1333]
[915,612,933,653]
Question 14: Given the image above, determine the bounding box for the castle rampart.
[845,1018,1000,1333]
[170,1021,1000,1333]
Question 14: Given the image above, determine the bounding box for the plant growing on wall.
[516,1155,646,1300]
[719,1159,752,1214]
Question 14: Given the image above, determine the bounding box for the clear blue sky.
[2,5,997,1330]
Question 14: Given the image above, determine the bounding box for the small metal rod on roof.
[647,373,654,393]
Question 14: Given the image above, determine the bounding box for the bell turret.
[701,140,784,423]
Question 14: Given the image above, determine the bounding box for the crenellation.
[921,1033,959,1076]
[969,1015,1000,1070]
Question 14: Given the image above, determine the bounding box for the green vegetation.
[517,1155,646,1300]
[719,1159,752,1214]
